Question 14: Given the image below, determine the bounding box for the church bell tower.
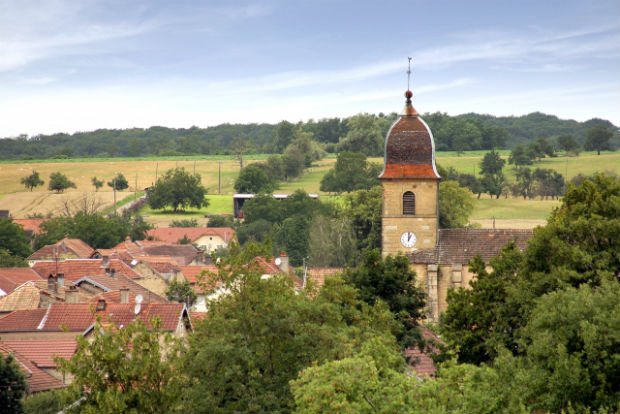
[379,87,440,257]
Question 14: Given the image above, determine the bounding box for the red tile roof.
[109,240,201,265]
[1,339,77,368]
[0,341,65,393]
[147,227,235,244]
[28,238,95,261]
[73,273,167,303]
[179,265,219,284]
[0,268,43,296]
[32,258,142,281]
[13,218,45,235]
[404,327,443,378]
[409,228,534,265]
[0,303,187,333]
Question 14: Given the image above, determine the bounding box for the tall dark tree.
[234,164,278,194]
[0,218,32,260]
[0,353,27,414]
[91,176,104,192]
[344,249,426,348]
[20,171,44,192]
[107,173,128,191]
[584,125,613,155]
[320,152,380,193]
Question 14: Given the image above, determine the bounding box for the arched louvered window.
[403,191,415,215]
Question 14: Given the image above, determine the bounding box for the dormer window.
[403,191,415,215]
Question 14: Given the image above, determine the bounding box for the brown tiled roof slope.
[404,326,443,378]
[1,339,77,368]
[13,218,45,235]
[0,303,186,333]
[32,258,142,281]
[28,238,95,261]
[379,95,440,180]
[147,227,235,244]
[0,268,42,295]
[109,239,201,265]
[0,341,65,393]
[74,274,167,303]
[409,228,533,265]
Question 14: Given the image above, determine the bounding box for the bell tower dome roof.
[379,90,440,180]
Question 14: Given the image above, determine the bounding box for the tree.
[0,249,29,267]
[58,319,184,414]
[0,218,32,259]
[292,340,412,414]
[514,280,620,412]
[181,259,398,413]
[532,168,565,199]
[20,171,44,192]
[0,353,27,414]
[513,167,534,199]
[282,145,306,180]
[273,120,295,153]
[230,138,251,169]
[508,144,534,166]
[320,152,380,193]
[344,249,426,348]
[585,125,612,155]
[166,279,197,306]
[343,186,382,251]
[207,215,235,228]
[438,181,474,228]
[308,214,358,267]
[91,176,104,192]
[35,212,149,249]
[48,171,76,193]
[557,134,580,155]
[441,244,524,365]
[480,150,505,175]
[338,114,384,156]
[107,172,129,191]
[147,167,207,212]
[234,164,278,194]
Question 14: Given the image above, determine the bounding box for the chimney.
[47,275,57,293]
[66,285,79,304]
[101,256,110,268]
[96,299,106,311]
[120,287,130,304]
[278,252,289,273]
[56,273,64,288]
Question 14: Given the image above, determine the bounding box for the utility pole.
[155,162,159,183]
[218,161,222,194]
[135,173,138,203]
[113,176,117,217]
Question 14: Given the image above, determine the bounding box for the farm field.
[1,151,618,227]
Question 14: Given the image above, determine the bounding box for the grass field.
[1,151,618,226]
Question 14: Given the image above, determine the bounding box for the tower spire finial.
[407,57,412,91]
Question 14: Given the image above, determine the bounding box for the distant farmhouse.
[379,90,532,321]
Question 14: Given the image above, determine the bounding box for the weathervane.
[407,57,412,90]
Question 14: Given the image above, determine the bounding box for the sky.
[1,0,619,137]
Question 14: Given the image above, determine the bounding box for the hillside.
[0,112,616,160]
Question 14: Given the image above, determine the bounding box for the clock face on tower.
[400,231,417,248]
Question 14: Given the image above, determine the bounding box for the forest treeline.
[1,111,616,160]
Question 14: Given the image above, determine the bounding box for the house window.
[403,191,415,215]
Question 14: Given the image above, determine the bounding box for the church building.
[380,89,533,321]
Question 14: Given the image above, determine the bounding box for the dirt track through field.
[0,192,116,218]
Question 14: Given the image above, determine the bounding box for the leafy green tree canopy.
[585,125,613,155]
[91,176,104,191]
[20,171,44,192]
[147,167,207,212]
[107,172,129,191]
[438,181,474,228]
[320,151,380,193]
[48,171,76,193]
[0,218,32,260]
[234,163,278,194]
